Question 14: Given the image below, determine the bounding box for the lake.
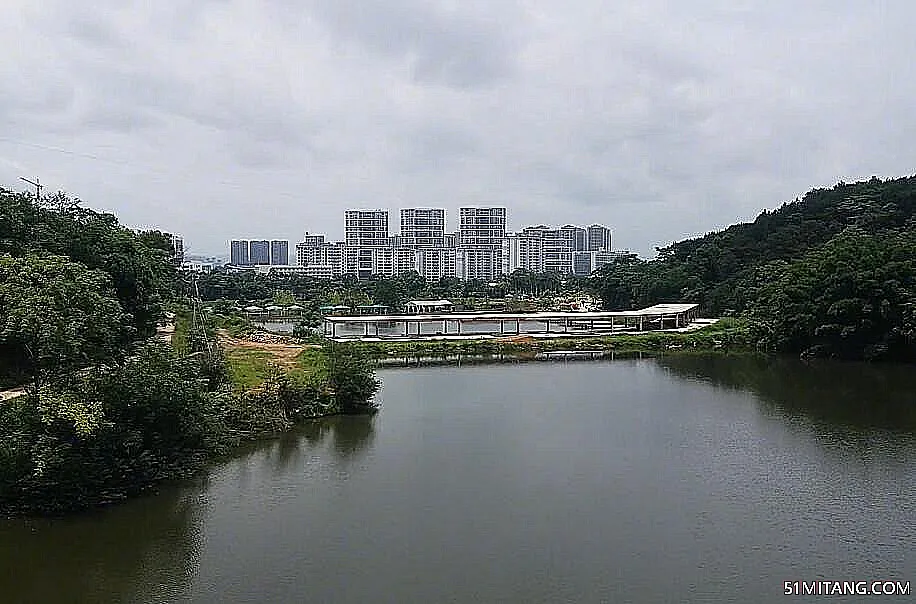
[2,355,914,602]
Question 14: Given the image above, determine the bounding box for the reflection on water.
[0,487,205,603]
[0,414,377,604]
[658,353,916,431]
[1,360,914,603]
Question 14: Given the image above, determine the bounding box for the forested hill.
[658,175,916,294]
[589,176,916,360]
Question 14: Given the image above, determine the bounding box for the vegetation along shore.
[0,189,378,516]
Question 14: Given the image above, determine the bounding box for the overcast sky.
[2,1,915,257]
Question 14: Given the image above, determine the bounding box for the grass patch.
[225,348,276,390]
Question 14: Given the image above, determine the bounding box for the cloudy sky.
[2,1,915,257]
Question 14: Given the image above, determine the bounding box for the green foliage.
[0,342,230,514]
[0,254,132,393]
[321,343,380,413]
[586,176,916,360]
[0,187,386,516]
[0,188,177,338]
[747,230,916,360]
[272,290,296,306]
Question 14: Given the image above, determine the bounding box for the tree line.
[0,188,379,515]
[586,176,916,360]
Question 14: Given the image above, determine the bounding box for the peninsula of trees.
[0,189,379,516]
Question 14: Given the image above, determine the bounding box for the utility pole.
[19,176,41,203]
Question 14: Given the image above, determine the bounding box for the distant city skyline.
[218,207,613,259]
[223,206,618,280]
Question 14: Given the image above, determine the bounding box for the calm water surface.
[2,355,915,603]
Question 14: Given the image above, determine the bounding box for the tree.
[322,343,380,413]
[746,230,916,359]
[0,254,132,397]
[0,189,40,255]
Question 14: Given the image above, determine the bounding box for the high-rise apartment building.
[230,240,250,265]
[502,234,545,274]
[249,240,271,265]
[283,209,613,281]
[522,226,572,274]
[560,225,588,252]
[458,207,506,279]
[457,248,504,281]
[230,239,289,266]
[270,240,289,265]
[417,248,458,280]
[587,224,612,252]
[399,208,446,248]
[459,207,506,247]
[301,232,325,247]
[573,251,597,276]
[296,233,344,277]
[170,234,185,263]
[342,246,417,278]
[345,210,389,247]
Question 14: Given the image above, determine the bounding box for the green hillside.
[589,176,916,360]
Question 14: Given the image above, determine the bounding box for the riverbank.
[352,318,753,361]
[219,318,752,381]
[0,332,379,518]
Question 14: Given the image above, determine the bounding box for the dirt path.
[218,330,318,368]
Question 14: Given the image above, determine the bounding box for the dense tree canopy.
[587,176,916,360]
[0,254,132,394]
[0,188,177,338]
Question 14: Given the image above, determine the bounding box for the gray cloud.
[1,0,915,256]
[301,0,523,88]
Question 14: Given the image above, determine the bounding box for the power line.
[0,137,131,166]
[0,135,307,200]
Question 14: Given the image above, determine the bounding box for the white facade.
[343,246,417,278]
[180,260,211,273]
[170,234,184,262]
[522,226,572,274]
[345,209,389,247]
[458,207,505,279]
[400,208,446,248]
[417,248,458,280]
[288,209,615,281]
[457,248,503,281]
[502,234,545,274]
[459,207,506,247]
[296,236,344,278]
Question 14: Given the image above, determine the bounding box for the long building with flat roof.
[323,303,701,340]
